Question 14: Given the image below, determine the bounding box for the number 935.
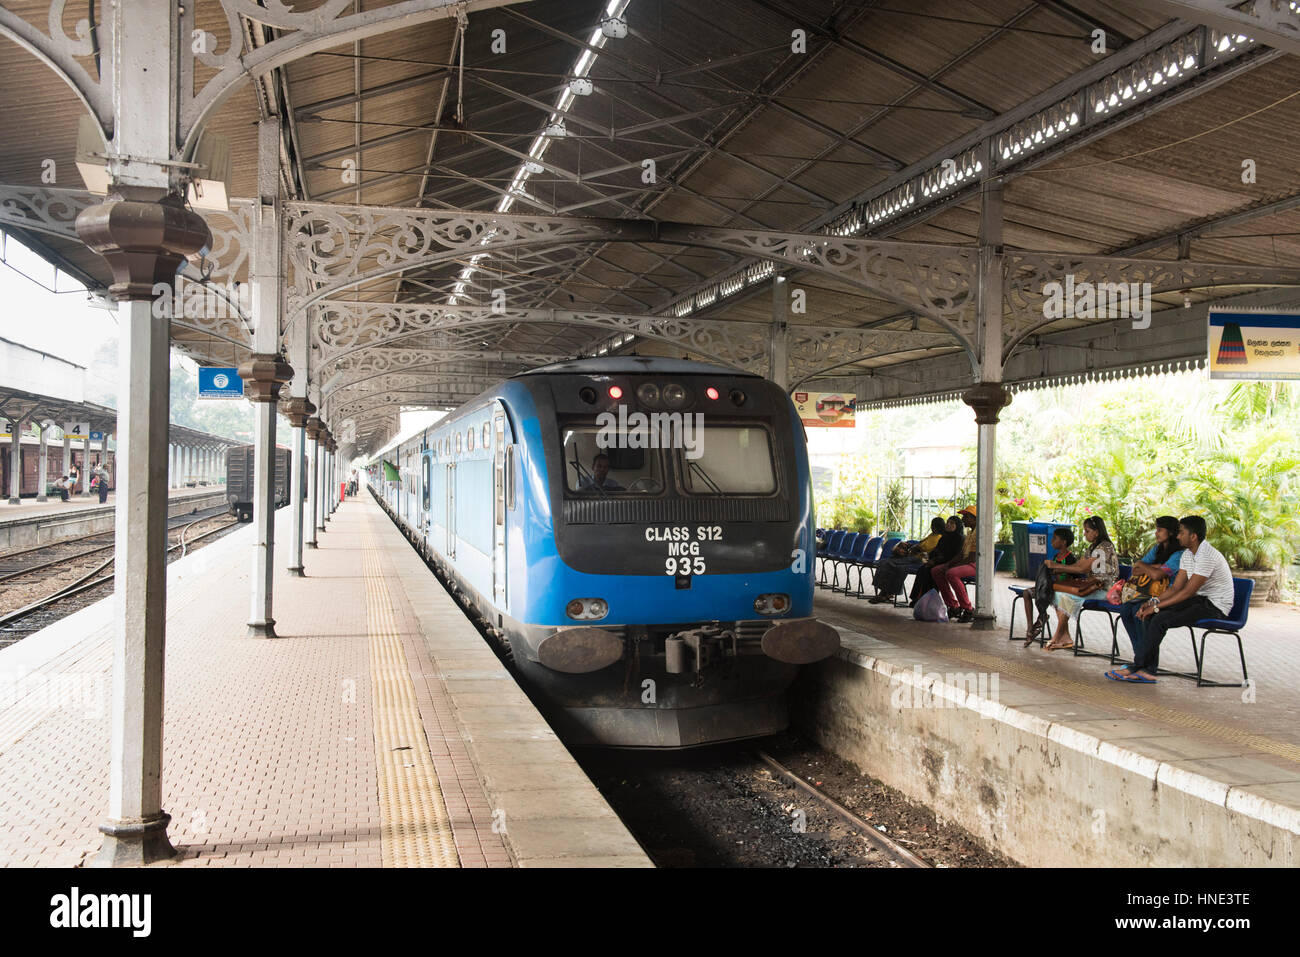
[665,556,705,576]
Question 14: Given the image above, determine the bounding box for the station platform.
[802,577,1300,867]
[0,497,649,868]
[0,486,228,549]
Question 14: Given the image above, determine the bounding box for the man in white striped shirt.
[1107,515,1234,684]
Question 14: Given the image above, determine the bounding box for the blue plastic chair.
[828,532,859,590]
[835,534,871,594]
[865,538,904,593]
[1072,563,1134,660]
[1181,577,1253,687]
[817,530,845,587]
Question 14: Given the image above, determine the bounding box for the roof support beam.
[1131,1,1300,55]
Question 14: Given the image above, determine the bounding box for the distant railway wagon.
[225,444,291,521]
[0,439,115,498]
[369,356,840,749]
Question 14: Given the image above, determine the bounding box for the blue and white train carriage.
[370,356,839,748]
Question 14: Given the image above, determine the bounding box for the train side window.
[455,433,462,454]
[421,456,431,512]
[481,423,490,448]
[467,428,475,452]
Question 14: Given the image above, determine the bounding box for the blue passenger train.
[369,356,839,748]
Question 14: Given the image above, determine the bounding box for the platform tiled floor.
[0,501,519,867]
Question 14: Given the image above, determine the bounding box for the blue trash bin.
[1026,520,1075,580]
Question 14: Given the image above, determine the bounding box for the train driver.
[578,452,624,492]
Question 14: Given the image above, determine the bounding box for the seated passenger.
[1107,512,1216,686]
[1039,515,1119,651]
[54,475,71,502]
[910,515,964,606]
[1108,515,1194,682]
[931,505,978,623]
[578,452,624,492]
[1021,527,1075,645]
[869,517,945,604]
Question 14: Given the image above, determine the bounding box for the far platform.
[0,497,649,868]
[0,486,229,549]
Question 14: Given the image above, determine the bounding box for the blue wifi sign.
[198,367,244,400]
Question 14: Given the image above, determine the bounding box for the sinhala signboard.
[198,367,245,399]
[793,391,857,428]
[1209,311,1300,381]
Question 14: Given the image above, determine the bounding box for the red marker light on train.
[706,387,719,400]
[608,385,623,399]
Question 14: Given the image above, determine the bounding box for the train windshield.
[680,425,776,495]
[561,426,665,494]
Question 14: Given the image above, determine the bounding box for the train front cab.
[496,364,840,749]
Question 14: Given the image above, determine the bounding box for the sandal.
[1023,617,1044,647]
[1045,637,1074,652]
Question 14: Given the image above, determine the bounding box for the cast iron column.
[77,187,210,865]
[239,355,294,637]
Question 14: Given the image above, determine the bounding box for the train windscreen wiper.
[569,447,609,497]
[687,459,723,494]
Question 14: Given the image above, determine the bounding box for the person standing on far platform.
[94,460,110,503]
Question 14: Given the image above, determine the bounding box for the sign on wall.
[198,367,245,399]
[1209,311,1300,380]
[792,391,857,428]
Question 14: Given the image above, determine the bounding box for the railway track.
[0,508,241,646]
[577,733,1011,868]
[753,749,929,868]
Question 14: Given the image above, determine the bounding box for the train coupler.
[664,624,737,675]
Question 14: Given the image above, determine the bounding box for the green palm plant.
[1187,430,1300,571]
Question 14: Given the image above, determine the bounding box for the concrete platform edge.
[794,630,1300,866]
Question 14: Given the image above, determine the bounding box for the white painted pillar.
[963,175,1010,631]
[306,417,321,545]
[283,319,313,575]
[6,420,21,504]
[241,117,293,636]
[36,422,49,502]
[61,424,72,483]
[82,434,93,495]
[770,274,789,390]
[74,0,210,865]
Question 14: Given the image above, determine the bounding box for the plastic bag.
[1106,580,1125,606]
[913,588,949,622]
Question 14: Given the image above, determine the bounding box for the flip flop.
[1104,669,1129,681]
[1106,671,1155,683]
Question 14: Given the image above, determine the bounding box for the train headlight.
[754,594,791,616]
[662,382,687,408]
[566,598,609,620]
[636,382,661,407]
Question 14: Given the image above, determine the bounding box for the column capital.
[281,397,317,429]
[962,381,1012,425]
[237,355,295,404]
[305,417,323,441]
[74,188,210,302]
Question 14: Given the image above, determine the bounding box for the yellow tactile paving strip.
[362,527,460,868]
[936,646,1300,764]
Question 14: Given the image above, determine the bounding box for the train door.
[492,410,507,607]
[445,461,456,558]
[420,451,432,535]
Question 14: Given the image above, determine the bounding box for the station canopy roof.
[2,0,1299,457]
